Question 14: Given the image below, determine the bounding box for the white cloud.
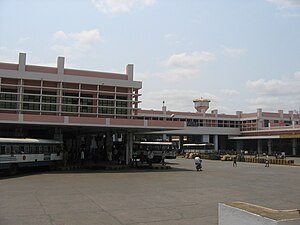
[246,96,281,111]
[52,29,101,45]
[53,31,68,40]
[153,51,215,81]
[294,71,300,79]
[267,0,300,8]
[70,29,101,45]
[221,89,240,96]
[246,71,300,111]
[51,29,101,58]
[91,0,156,14]
[246,75,300,95]
[0,47,19,62]
[157,68,201,81]
[165,51,215,68]
[222,46,247,57]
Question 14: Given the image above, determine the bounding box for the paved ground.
[0,158,299,225]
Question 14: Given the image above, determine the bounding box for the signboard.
[280,134,300,139]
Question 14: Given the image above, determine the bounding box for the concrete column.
[202,134,209,143]
[292,139,297,156]
[57,56,65,75]
[126,64,134,81]
[54,128,63,141]
[257,140,263,154]
[18,53,26,72]
[257,108,262,129]
[267,139,272,155]
[179,136,184,152]
[162,134,167,141]
[126,132,133,165]
[17,79,23,113]
[236,140,242,152]
[106,131,113,159]
[214,135,218,151]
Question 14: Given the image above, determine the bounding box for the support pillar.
[126,132,133,165]
[292,139,297,156]
[267,139,272,155]
[106,131,113,160]
[202,134,209,143]
[257,140,263,154]
[236,140,243,152]
[162,134,167,141]
[54,128,63,141]
[179,136,184,152]
[214,135,219,151]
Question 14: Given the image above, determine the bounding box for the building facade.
[0,53,299,160]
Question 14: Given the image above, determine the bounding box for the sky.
[0,0,300,114]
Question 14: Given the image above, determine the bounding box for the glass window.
[0,146,5,154]
[0,88,18,109]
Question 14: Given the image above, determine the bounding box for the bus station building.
[0,53,299,164]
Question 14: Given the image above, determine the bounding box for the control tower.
[193,98,210,113]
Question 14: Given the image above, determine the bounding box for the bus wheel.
[8,164,18,176]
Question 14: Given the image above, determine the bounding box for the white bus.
[133,141,177,162]
[0,138,63,175]
[183,143,216,154]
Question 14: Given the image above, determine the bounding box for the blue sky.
[0,0,300,114]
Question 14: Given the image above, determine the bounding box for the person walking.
[107,151,112,164]
[233,156,237,167]
[265,155,270,167]
[147,150,154,167]
[80,149,85,166]
[161,151,166,166]
[194,155,202,171]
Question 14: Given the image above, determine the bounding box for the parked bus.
[183,143,216,154]
[0,138,63,175]
[133,141,177,162]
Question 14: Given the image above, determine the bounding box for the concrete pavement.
[0,158,299,225]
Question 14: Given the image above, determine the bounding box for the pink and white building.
[0,53,299,160]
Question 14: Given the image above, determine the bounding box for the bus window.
[43,145,48,153]
[20,146,25,154]
[24,145,29,154]
[13,145,19,154]
[5,145,9,154]
[0,146,5,154]
[10,145,15,155]
[35,146,39,154]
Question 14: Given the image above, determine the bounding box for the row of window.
[0,91,130,114]
[0,89,129,100]
[0,144,61,155]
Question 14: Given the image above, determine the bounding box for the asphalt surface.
[0,158,299,225]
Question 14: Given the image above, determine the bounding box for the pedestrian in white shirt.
[194,155,202,171]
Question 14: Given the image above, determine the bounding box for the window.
[0,88,18,109]
[62,92,78,112]
[23,90,40,111]
[80,93,93,113]
[99,107,114,114]
[42,91,57,111]
[264,120,269,127]
[0,146,5,154]
[116,97,127,115]
[99,95,114,114]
